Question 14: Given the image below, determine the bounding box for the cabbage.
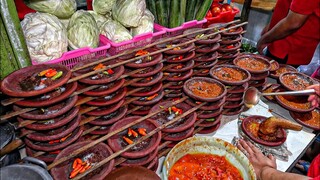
[67,10,99,49]
[112,0,146,28]
[92,0,116,15]
[21,12,68,63]
[24,0,77,19]
[88,11,108,28]
[100,20,132,43]
[131,9,154,37]
[59,18,70,28]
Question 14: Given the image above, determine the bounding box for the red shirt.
[308,154,320,179]
[268,0,320,65]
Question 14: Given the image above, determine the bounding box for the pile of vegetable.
[205,2,234,18]
[21,0,155,63]
[146,0,213,28]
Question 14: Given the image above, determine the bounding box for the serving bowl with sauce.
[275,90,315,113]
[162,136,255,180]
[279,72,315,91]
[210,65,251,85]
[234,54,271,74]
[183,77,227,102]
[289,108,320,131]
[270,64,297,79]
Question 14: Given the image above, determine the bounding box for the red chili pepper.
[128,128,133,137]
[49,139,60,144]
[93,63,106,71]
[172,98,180,101]
[135,50,149,56]
[138,128,147,136]
[171,106,179,112]
[49,150,61,155]
[60,133,72,142]
[107,69,114,75]
[79,164,91,173]
[173,55,183,61]
[72,158,81,169]
[202,69,209,73]
[227,45,234,49]
[69,166,83,179]
[174,64,183,69]
[131,129,138,138]
[123,136,133,144]
[39,69,51,76]
[146,93,158,100]
[45,69,57,78]
[195,101,202,105]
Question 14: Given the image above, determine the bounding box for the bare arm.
[257,10,309,54]
[261,166,309,180]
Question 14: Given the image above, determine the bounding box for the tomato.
[222,4,233,11]
[206,10,213,18]
[221,7,227,12]
[210,2,221,9]
[211,6,221,17]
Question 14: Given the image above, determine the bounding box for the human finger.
[308,94,315,102]
[246,140,261,154]
[239,139,254,155]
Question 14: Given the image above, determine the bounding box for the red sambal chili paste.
[168,153,243,180]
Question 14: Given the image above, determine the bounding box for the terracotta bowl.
[51,141,114,180]
[15,82,77,107]
[183,28,221,45]
[223,99,244,109]
[226,82,249,94]
[107,116,161,159]
[218,42,241,53]
[234,54,271,74]
[197,106,223,119]
[164,81,184,90]
[24,127,83,151]
[1,64,71,97]
[104,166,160,180]
[17,107,79,131]
[289,108,320,131]
[210,65,251,86]
[219,51,240,60]
[220,35,242,45]
[250,71,269,81]
[149,101,197,133]
[279,72,315,91]
[219,25,244,36]
[132,90,164,106]
[195,60,218,69]
[226,93,244,101]
[165,69,193,82]
[14,95,78,120]
[89,106,127,126]
[193,51,218,62]
[130,83,163,97]
[241,115,287,146]
[72,59,124,85]
[195,43,220,54]
[185,96,226,111]
[249,78,267,88]
[222,105,245,116]
[86,87,127,107]
[131,107,152,116]
[166,60,194,73]
[270,64,297,79]
[25,146,57,163]
[125,52,163,68]
[24,114,80,142]
[275,93,315,113]
[198,114,222,127]
[131,72,163,87]
[127,63,163,78]
[81,79,125,97]
[120,148,158,167]
[85,99,124,116]
[183,77,227,102]
[164,93,183,99]
[198,121,221,134]
[163,127,194,141]
[269,60,280,72]
[166,51,195,63]
[262,84,281,102]
[89,125,111,135]
[157,38,195,55]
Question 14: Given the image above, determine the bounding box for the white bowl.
[162,136,256,180]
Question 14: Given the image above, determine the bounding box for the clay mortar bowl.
[25,146,57,163]
[120,148,158,167]
[185,95,226,111]
[222,105,245,116]
[250,71,270,81]
[85,99,124,116]
[89,106,127,126]
[226,82,249,94]
[166,60,194,73]
[89,125,111,135]
[165,69,193,82]
[86,87,127,106]
[131,72,163,87]
[125,51,163,68]
[104,166,160,180]
[131,106,152,116]
[132,91,164,106]
[210,65,251,86]
[183,77,227,102]
[14,95,78,120]
[234,54,271,74]
[156,38,195,55]
[107,116,161,159]
[24,114,80,142]
[198,122,221,134]
[81,79,125,97]
[262,84,281,102]
[166,51,195,63]
[194,51,218,62]
[198,114,222,128]
[197,106,224,119]
[73,59,124,85]
[15,82,77,107]
[149,101,197,133]
[218,42,241,53]
[279,72,315,91]
[226,92,244,101]
[183,28,221,45]
[218,25,243,36]
[127,63,163,78]
[130,83,163,97]
[220,34,242,45]
[1,64,71,97]
[195,60,218,69]
[270,64,297,79]
[17,107,79,131]
[51,140,114,180]
[162,127,194,142]
[219,51,240,60]
[249,78,267,88]
[195,43,220,54]
[223,100,244,109]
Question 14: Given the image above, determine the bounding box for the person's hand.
[237,139,277,179]
[307,84,320,107]
[257,36,268,55]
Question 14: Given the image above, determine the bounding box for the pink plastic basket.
[32,35,110,69]
[100,26,166,55]
[155,19,208,37]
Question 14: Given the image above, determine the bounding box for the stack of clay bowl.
[0,64,82,164]
[275,72,316,114]
[210,65,251,116]
[119,48,164,115]
[216,24,243,64]
[73,59,126,137]
[234,54,271,91]
[269,64,297,79]
[156,38,195,99]
[183,77,227,134]
[107,116,161,171]
[183,28,220,77]
[148,101,197,147]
